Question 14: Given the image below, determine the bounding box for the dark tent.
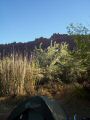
[7,96,67,120]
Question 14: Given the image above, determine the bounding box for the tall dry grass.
[0,54,40,96]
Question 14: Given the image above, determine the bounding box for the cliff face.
[0,34,75,58]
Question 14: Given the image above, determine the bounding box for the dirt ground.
[0,113,10,120]
[58,97,90,119]
[0,84,90,120]
[0,96,90,120]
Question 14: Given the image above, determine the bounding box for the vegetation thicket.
[0,24,90,99]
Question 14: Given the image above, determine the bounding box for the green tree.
[67,23,90,35]
[67,23,90,84]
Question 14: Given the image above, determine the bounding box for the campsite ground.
[0,84,90,120]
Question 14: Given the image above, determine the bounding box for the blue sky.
[0,0,90,44]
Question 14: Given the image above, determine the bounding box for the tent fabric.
[7,96,67,120]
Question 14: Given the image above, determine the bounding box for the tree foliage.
[67,23,90,35]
